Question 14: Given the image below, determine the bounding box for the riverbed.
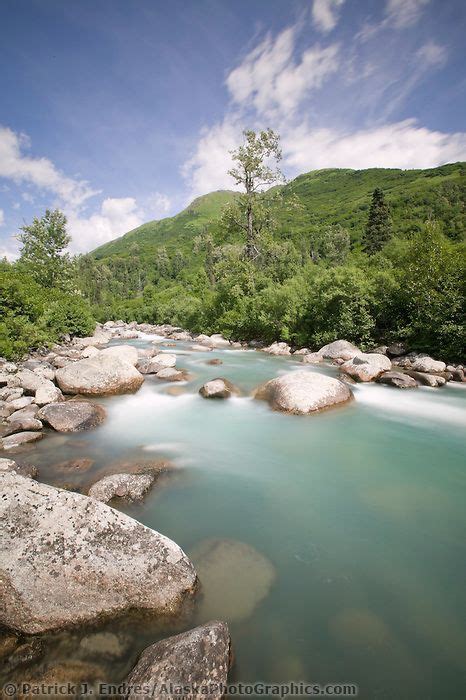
[12,336,466,698]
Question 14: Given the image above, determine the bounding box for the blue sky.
[1,0,465,256]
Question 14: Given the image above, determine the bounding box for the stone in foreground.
[55,355,144,396]
[0,458,37,479]
[88,473,154,503]
[38,401,106,432]
[340,353,391,382]
[125,621,231,700]
[254,370,352,414]
[1,431,43,450]
[0,472,198,633]
[199,378,238,399]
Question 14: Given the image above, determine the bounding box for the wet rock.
[55,355,144,396]
[402,370,446,387]
[6,637,44,670]
[190,539,275,622]
[209,334,231,349]
[168,331,192,341]
[38,401,106,432]
[206,358,223,366]
[1,431,43,450]
[262,341,291,355]
[20,661,107,690]
[317,339,361,361]
[411,356,446,373]
[0,472,198,633]
[99,344,139,366]
[0,458,38,479]
[340,353,392,382]
[0,629,19,659]
[88,473,155,503]
[125,621,231,699]
[301,352,323,364]
[377,371,418,389]
[293,348,310,355]
[156,368,187,382]
[254,370,352,415]
[448,368,465,382]
[54,458,94,472]
[35,381,64,406]
[79,631,129,659]
[150,353,177,369]
[2,418,43,435]
[199,378,238,399]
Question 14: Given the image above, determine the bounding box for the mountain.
[91,163,466,263]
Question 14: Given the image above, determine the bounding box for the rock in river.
[1,431,43,450]
[55,355,144,396]
[99,344,139,367]
[125,621,231,700]
[377,371,418,389]
[0,472,198,633]
[254,370,352,414]
[317,339,362,361]
[38,401,106,432]
[88,473,154,503]
[340,353,391,382]
[199,378,238,399]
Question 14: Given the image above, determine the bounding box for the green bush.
[40,293,95,338]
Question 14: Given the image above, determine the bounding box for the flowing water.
[9,337,466,698]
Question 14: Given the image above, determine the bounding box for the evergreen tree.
[362,189,392,254]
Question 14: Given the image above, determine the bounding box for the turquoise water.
[20,338,466,698]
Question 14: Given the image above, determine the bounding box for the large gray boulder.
[38,401,106,432]
[411,356,446,373]
[99,345,139,367]
[340,353,391,382]
[199,378,238,399]
[377,371,418,389]
[125,622,231,700]
[0,472,197,633]
[88,473,154,503]
[254,370,352,414]
[317,340,362,361]
[55,355,144,396]
[262,341,291,356]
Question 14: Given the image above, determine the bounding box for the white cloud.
[67,197,144,253]
[226,26,339,118]
[385,0,430,29]
[0,126,98,210]
[146,191,172,219]
[0,209,4,226]
[312,0,345,33]
[0,236,20,261]
[416,41,447,68]
[284,119,466,172]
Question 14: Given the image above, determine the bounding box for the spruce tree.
[362,188,392,254]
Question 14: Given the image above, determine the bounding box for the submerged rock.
[38,401,106,432]
[125,621,231,699]
[254,370,352,415]
[0,472,198,633]
[55,355,144,396]
[156,367,186,382]
[199,378,238,399]
[377,371,418,389]
[190,539,275,622]
[340,353,391,382]
[0,458,37,478]
[54,458,95,472]
[88,473,155,503]
[206,358,223,366]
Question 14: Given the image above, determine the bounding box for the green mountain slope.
[91,163,466,264]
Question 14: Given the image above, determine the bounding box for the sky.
[0,0,465,258]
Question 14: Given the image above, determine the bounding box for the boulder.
[340,353,391,382]
[402,370,446,387]
[156,368,186,382]
[254,370,352,414]
[411,356,446,373]
[7,396,34,411]
[377,371,418,389]
[209,334,231,348]
[16,369,44,395]
[262,341,291,356]
[0,472,198,633]
[75,331,111,347]
[81,345,100,358]
[317,339,362,361]
[2,418,43,435]
[301,352,323,364]
[35,381,64,406]
[88,473,155,503]
[1,431,43,450]
[199,378,238,399]
[125,622,231,700]
[6,405,39,423]
[169,331,192,341]
[386,343,407,358]
[151,353,177,369]
[99,345,139,367]
[38,401,106,432]
[0,458,37,479]
[55,355,144,396]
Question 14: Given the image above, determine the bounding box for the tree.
[226,129,284,259]
[310,224,350,265]
[362,188,392,255]
[155,247,170,279]
[17,209,72,289]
